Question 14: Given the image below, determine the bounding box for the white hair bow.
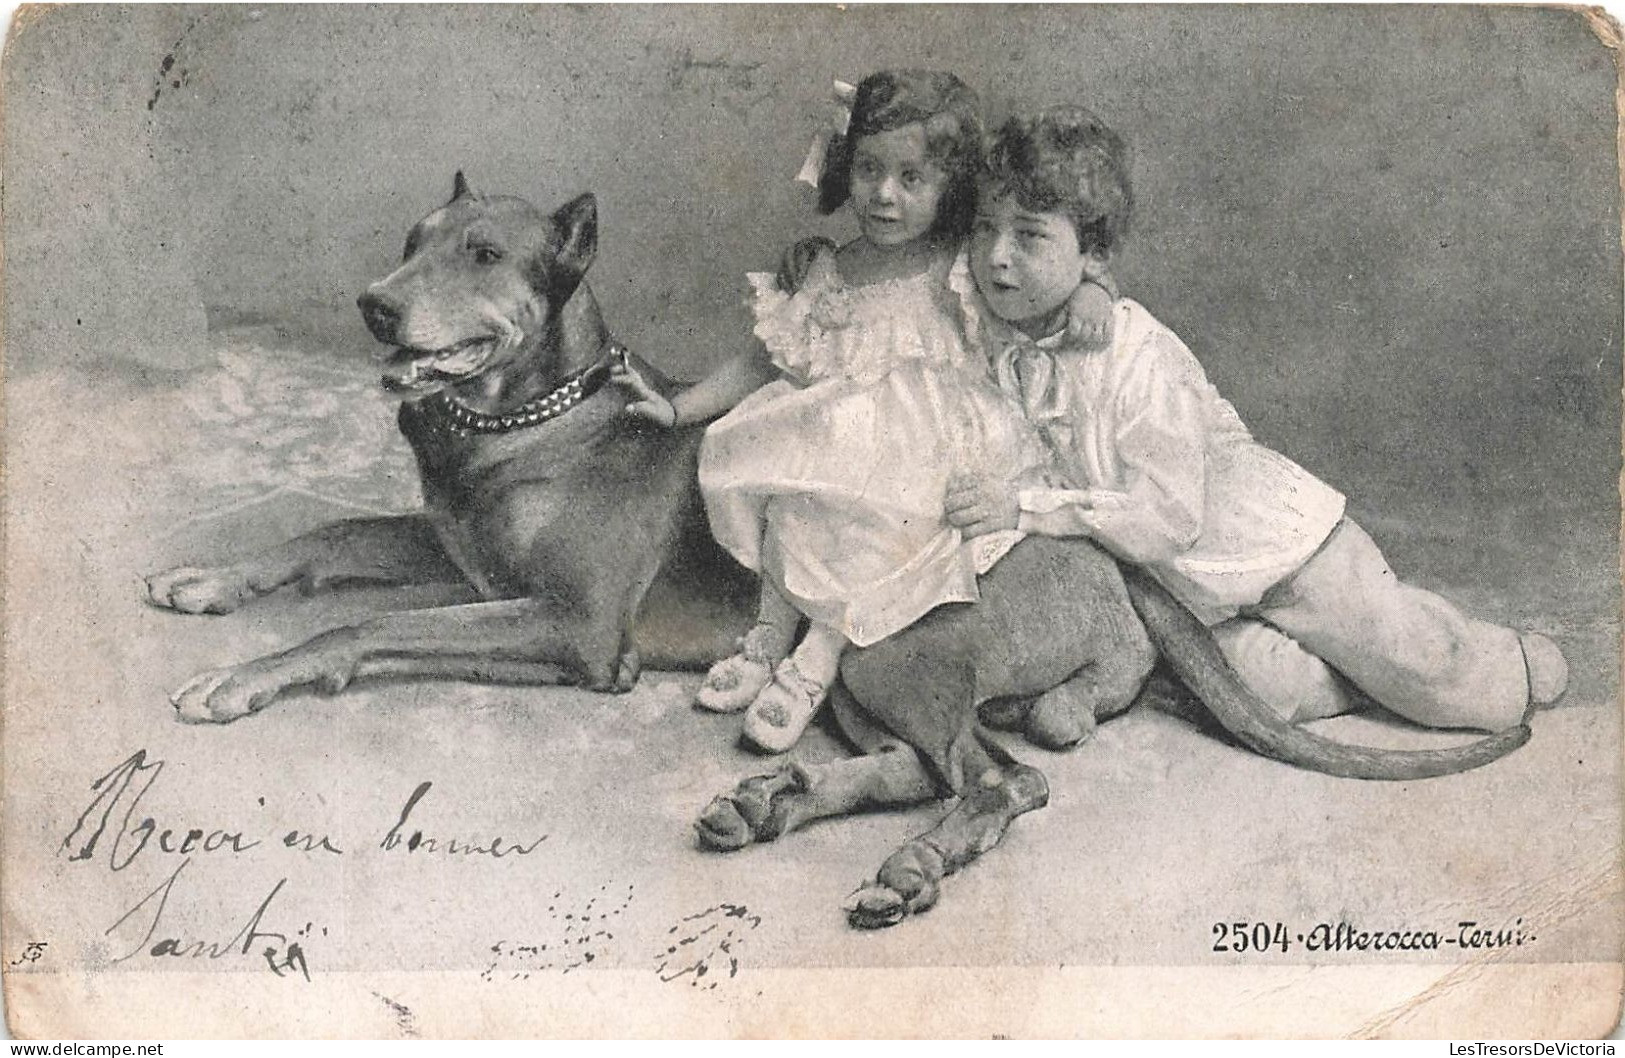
[795,80,859,187]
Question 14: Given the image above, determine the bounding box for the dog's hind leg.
[695,746,937,851]
[146,514,464,615]
[1019,623,1155,749]
[846,744,1049,930]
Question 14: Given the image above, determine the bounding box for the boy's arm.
[1015,377,1207,564]
[957,344,1207,562]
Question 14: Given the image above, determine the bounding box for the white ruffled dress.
[698,253,1047,647]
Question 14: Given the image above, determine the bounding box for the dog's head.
[358,173,599,396]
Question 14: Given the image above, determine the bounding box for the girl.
[614,71,1100,753]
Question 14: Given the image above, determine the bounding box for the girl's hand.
[609,358,678,427]
[1065,280,1115,348]
[945,470,1020,538]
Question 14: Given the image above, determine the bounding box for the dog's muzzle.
[377,337,501,394]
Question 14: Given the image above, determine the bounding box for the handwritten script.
[59,750,549,978]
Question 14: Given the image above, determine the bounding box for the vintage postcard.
[2,4,1621,1040]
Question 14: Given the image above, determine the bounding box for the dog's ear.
[450,170,474,203]
[550,192,598,277]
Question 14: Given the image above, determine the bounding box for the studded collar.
[425,341,625,436]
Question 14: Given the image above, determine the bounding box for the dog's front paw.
[144,566,259,615]
[170,639,360,723]
[170,665,281,723]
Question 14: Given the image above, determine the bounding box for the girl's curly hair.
[816,70,984,239]
[983,106,1133,256]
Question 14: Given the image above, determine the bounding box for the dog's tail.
[1122,566,1531,780]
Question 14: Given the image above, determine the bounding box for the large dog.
[146,175,756,718]
[144,177,1531,926]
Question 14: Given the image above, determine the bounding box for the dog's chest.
[399,397,675,594]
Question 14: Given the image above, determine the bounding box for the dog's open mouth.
[378,337,497,394]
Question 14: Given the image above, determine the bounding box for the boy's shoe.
[1520,632,1569,707]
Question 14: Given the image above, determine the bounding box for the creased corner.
[1583,5,1623,51]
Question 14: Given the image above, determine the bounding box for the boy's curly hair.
[816,69,984,239]
[984,106,1133,256]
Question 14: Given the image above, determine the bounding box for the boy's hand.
[1065,280,1115,348]
[945,470,1020,538]
[609,358,678,427]
[776,236,838,294]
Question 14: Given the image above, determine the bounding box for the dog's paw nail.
[845,886,906,929]
[172,696,213,724]
[694,800,752,851]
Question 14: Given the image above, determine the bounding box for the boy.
[945,105,1566,736]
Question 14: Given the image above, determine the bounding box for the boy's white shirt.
[981,296,1348,625]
